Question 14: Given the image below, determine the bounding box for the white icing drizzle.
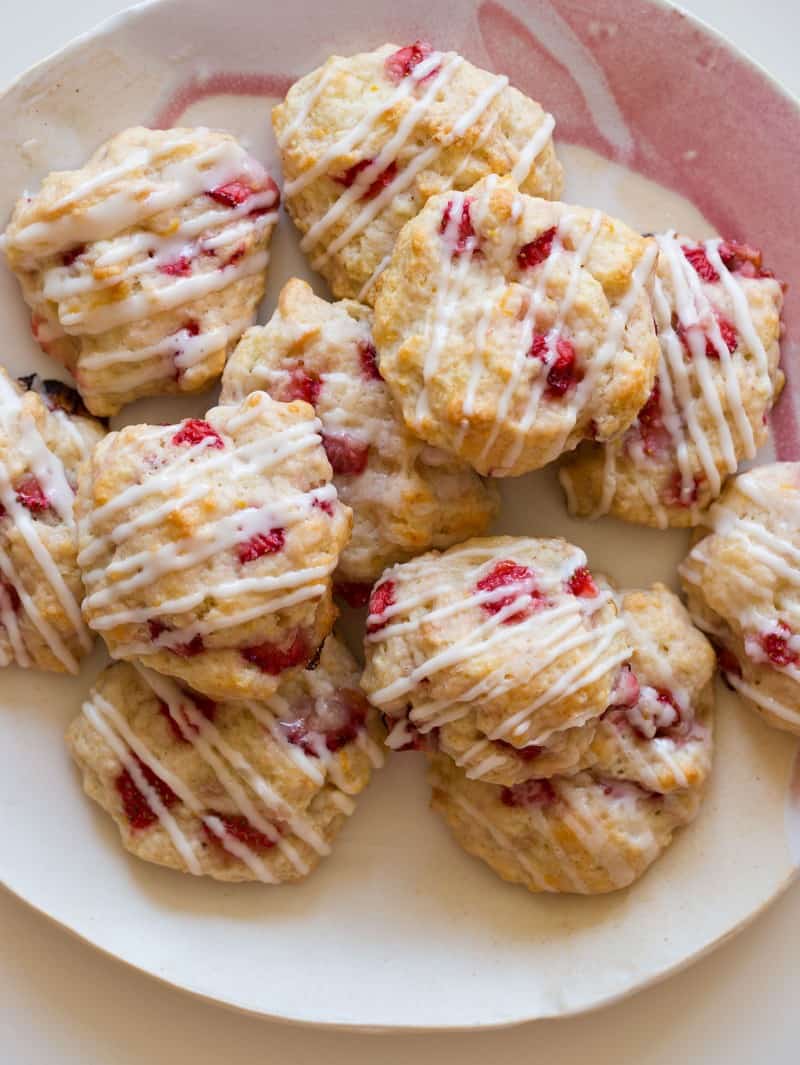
[367,540,626,747]
[79,394,335,654]
[0,374,92,671]
[574,233,776,521]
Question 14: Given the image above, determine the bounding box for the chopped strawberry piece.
[439,198,477,256]
[183,319,200,337]
[334,159,398,201]
[222,243,246,268]
[171,634,205,658]
[171,418,224,449]
[677,314,738,359]
[334,581,373,608]
[312,496,334,516]
[367,580,396,633]
[634,381,671,458]
[567,565,598,598]
[0,579,21,613]
[237,527,285,564]
[609,665,641,709]
[322,432,369,476]
[15,475,50,514]
[719,239,772,278]
[148,619,167,641]
[665,470,701,507]
[529,335,579,397]
[715,644,743,679]
[500,778,556,808]
[476,560,543,623]
[61,244,86,267]
[207,181,254,208]
[116,755,178,830]
[279,688,369,755]
[159,694,216,743]
[517,226,557,270]
[204,811,278,850]
[158,255,193,277]
[242,631,309,674]
[283,365,321,406]
[759,622,798,668]
[385,716,432,752]
[682,244,720,283]
[384,40,436,81]
[358,340,382,381]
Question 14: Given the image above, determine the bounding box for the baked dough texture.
[4,126,279,416]
[67,638,384,882]
[221,278,498,583]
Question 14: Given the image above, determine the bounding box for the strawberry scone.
[373,176,660,476]
[361,536,631,786]
[67,637,384,882]
[561,233,784,526]
[680,463,800,735]
[0,367,105,673]
[76,392,352,701]
[3,127,279,416]
[221,278,498,586]
[273,41,562,303]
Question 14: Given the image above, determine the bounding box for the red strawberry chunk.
[334,581,373,608]
[184,319,200,337]
[284,365,321,406]
[367,580,396,633]
[158,254,193,277]
[529,335,579,397]
[171,634,205,658]
[567,565,598,598]
[358,340,382,381]
[279,688,369,755]
[634,381,671,458]
[517,226,557,270]
[222,243,246,268]
[242,631,309,674]
[385,40,436,81]
[677,314,738,359]
[759,622,798,668]
[159,694,216,743]
[0,579,21,613]
[61,244,86,267]
[664,470,701,507]
[682,244,720,283]
[15,475,50,514]
[501,778,556,808]
[171,418,224,449]
[609,665,641,709]
[237,527,285,564]
[207,180,254,208]
[116,755,178,830]
[476,560,542,623]
[322,432,369,476]
[719,240,772,278]
[204,811,278,851]
[334,159,398,201]
[439,198,477,256]
[312,495,334,516]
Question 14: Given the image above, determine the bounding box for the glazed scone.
[77,391,352,701]
[0,367,104,672]
[221,279,499,584]
[560,233,785,527]
[373,175,660,476]
[583,584,715,794]
[66,639,384,882]
[428,753,702,895]
[4,126,279,416]
[273,41,562,304]
[361,536,631,785]
[680,463,800,735]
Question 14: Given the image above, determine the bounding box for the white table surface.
[1,1,798,1061]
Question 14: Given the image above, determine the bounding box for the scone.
[4,126,279,416]
[77,391,352,701]
[66,638,384,882]
[273,41,562,303]
[583,584,715,794]
[0,367,105,672]
[373,175,660,476]
[680,463,800,735]
[428,754,703,895]
[560,233,785,526]
[221,278,499,584]
[361,536,631,785]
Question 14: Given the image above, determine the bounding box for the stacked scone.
[0,37,789,897]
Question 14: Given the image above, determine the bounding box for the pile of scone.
[0,40,794,893]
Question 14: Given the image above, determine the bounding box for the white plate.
[1,0,799,1030]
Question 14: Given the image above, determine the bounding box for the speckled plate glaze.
[0,0,798,1030]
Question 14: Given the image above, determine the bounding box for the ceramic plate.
[1,0,799,1031]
